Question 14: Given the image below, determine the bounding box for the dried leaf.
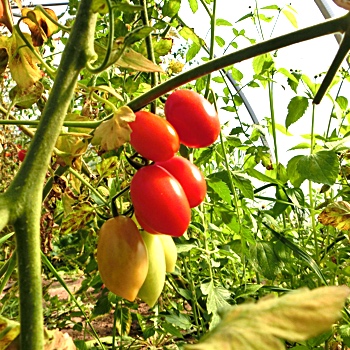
[333,0,350,10]
[44,329,76,350]
[92,106,135,151]
[22,7,58,46]
[0,0,13,31]
[318,201,350,231]
[9,81,43,108]
[7,31,42,88]
[0,315,20,349]
[185,286,350,350]
[55,132,91,167]
[117,47,164,72]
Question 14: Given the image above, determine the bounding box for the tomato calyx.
[125,152,150,170]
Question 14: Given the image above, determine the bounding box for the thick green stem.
[4,0,98,348]
[128,13,349,111]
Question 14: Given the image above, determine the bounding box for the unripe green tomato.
[97,216,148,301]
[137,231,166,307]
[158,234,177,273]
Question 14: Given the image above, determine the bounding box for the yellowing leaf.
[55,132,91,167]
[7,31,42,88]
[94,40,164,73]
[22,7,58,46]
[92,106,135,150]
[185,286,350,350]
[0,315,20,349]
[318,201,350,231]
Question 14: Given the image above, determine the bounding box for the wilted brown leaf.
[92,106,135,151]
[9,81,44,108]
[333,0,350,10]
[0,0,13,31]
[22,7,58,46]
[185,286,350,350]
[318,201,350,231]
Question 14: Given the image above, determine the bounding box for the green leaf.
[124,26,154,46]
[285,96,309,128]
[162,0,181,18]
[277,67,298,83]
[115,307,132,336]
[288,142,310,151]
[186,42,201,61]
[296,150,339,185]
[188,0,198,13]
[216,18,232,26]
[201,281,230,329]
[231,173,254,200]
[302,74,317,96]
[261,5,279,10]
[336,95,348,110]
[282,9,298,28]
[164,312,192,330]
[246,168,282,185]
[252,53,274,75]
[250,241,281,280]
[287,155,306,187]
[273,123,293,136]
[231,67,243,81]
[215,36,225,47]
[179,26,202,46]
[185,286,350,350]
[207,178,231,204]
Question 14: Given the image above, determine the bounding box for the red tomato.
[129,110,180,162]
[157,156,206,208]
[164,89,220,148]
[18,149,27,162]
[130,165,191,237]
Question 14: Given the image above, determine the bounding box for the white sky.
[178,1,350,162]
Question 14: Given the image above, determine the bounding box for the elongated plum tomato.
[164,89,220,148]
[129,110,180,162]
[157,156,206,208]
[97,216,148,301]
[130,165,191,236]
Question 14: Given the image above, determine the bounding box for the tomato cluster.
[97,216,177,306]
[129,89,220,237]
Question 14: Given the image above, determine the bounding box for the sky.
[177,1,350,162]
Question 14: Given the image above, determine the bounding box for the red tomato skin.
[164,89,220,148]
[18,150,27,162]
[157,157,206,208]
[129,111,180,161]
[130,165,191,237]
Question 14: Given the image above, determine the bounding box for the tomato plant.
[164,89,221,148]
[130,164,191,236]
[129,110,180,161]
[157,156,207,208]
[96,216,148,301]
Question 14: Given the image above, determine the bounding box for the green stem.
[37,5,71,32]
[4,0,97,348]
[86,0,114,73]
[68,167,109,206]
[204,0,216,98]
[128,13,350,111]
[268,79,279,165]
[140,0,158,113]
[309,104,320,266]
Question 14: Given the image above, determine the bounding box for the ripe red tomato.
[129,110,180,161]
[18,149,27,162]
[164,89,220,148]
[130,165,191,237]
[157,156,206,208]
